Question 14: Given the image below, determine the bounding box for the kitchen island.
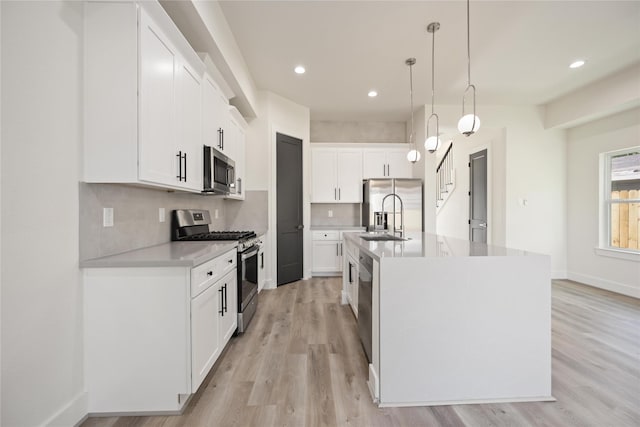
[342,231,553,407]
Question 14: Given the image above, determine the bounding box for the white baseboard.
[567,271,640,298]
[41,391,88,427]
[551,270,567,280]
[262,279,276,290]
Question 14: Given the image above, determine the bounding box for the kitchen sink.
[359,233,409,241]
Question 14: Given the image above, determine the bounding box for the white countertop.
[310,225,365,230]
[344,231,539,260]
[80,241,238,268]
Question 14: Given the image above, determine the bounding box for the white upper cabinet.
[363,147,412,179]
[226,107,247,200]
[177,62,203,190]
[311,147,363,203]
[202,75,231,156]
[84,2,205,192]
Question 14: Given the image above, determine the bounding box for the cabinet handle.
[207,271,213,276]
[237,178,242,195]
[338,188,341,200]
[340,243,343,256]
[221,128,225,150]
[334,188,337,200]
[218,287,224,315]
[176,151,182,180]
[223,284,228,313]
[183,152,187,181]
[218,128,223,149]
[348,262,353,283]
[260,252,264,269]
[336,243,339,256]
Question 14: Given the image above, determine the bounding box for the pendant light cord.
[409,62,414,144]
[431,27,436,114]
[466,0,471,85]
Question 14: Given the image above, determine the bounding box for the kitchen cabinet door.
[191,280,221,393]
[138,8,179,187]
[226,108,247,200]
[386,149,412,178]
[363,148,412,179]
[336,150,363,202]
[311,147,362,203]
[346,253,359,317]
[218,269,238,346]
[312,240,342,273]
[362,150,388,178]
[311,148,339,202]
[202,75,231,155]
[176,61,203,191]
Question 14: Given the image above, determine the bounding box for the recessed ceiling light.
[569,60,586,69]
[294,65,306,74]
[368,90,378,98]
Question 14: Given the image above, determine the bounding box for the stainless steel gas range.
[172,209,261,333]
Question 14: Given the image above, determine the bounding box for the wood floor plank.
[82,278,640,427]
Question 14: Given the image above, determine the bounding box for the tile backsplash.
[79,183,267,260]
[310,203,361,227]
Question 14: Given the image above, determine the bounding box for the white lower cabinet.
[85,248,237,413]
[311,230,343,275]
[343,239,359,316]
[191,278,221,393]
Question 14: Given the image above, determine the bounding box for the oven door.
[238,246,259,312]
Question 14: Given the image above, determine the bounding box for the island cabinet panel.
[342,239,360,316]
[340,231,552,408]
[377,256,552,406]
[84,1,205,193]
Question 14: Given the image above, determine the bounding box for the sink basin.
[359,233,408,241]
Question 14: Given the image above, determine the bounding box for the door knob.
[296,225,304,230]
[479,222,487,228]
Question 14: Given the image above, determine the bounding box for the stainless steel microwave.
[203,145,235,194]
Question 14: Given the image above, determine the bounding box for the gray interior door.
[469,149,488,243]
[276,133,303,285]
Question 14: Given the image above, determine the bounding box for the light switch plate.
[159,207,165,223]
[103,207,114,227]
[328,210,333,218]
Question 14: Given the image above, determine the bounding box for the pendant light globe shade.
[407,149,421,163]
[424,135,441,153]
[458,114,481,136]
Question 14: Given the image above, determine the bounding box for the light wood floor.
[82,278,640,427]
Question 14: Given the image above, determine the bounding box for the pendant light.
[458,0,481,136]
[405,57,421,163]
[425,22,441,153]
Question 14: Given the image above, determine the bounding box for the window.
[602,147,640,253]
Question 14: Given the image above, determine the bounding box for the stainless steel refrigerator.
[362,179,424,234]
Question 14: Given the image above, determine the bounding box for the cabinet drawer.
[191,248,237,298]
[313,230,340,240]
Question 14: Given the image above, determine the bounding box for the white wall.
[436,128,504,243]
[426,105,567,277]
[1,2,86,425]
[566,107,640,298]
[245,91,310,287]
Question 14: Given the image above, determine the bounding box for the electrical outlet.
[159,207,165,223]
[214,209,219,219]
[328,210,333,218]
[103,207,114,227]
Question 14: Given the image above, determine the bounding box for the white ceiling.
[218,0,640,121]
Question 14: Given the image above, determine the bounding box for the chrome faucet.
[381,193,404,238]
